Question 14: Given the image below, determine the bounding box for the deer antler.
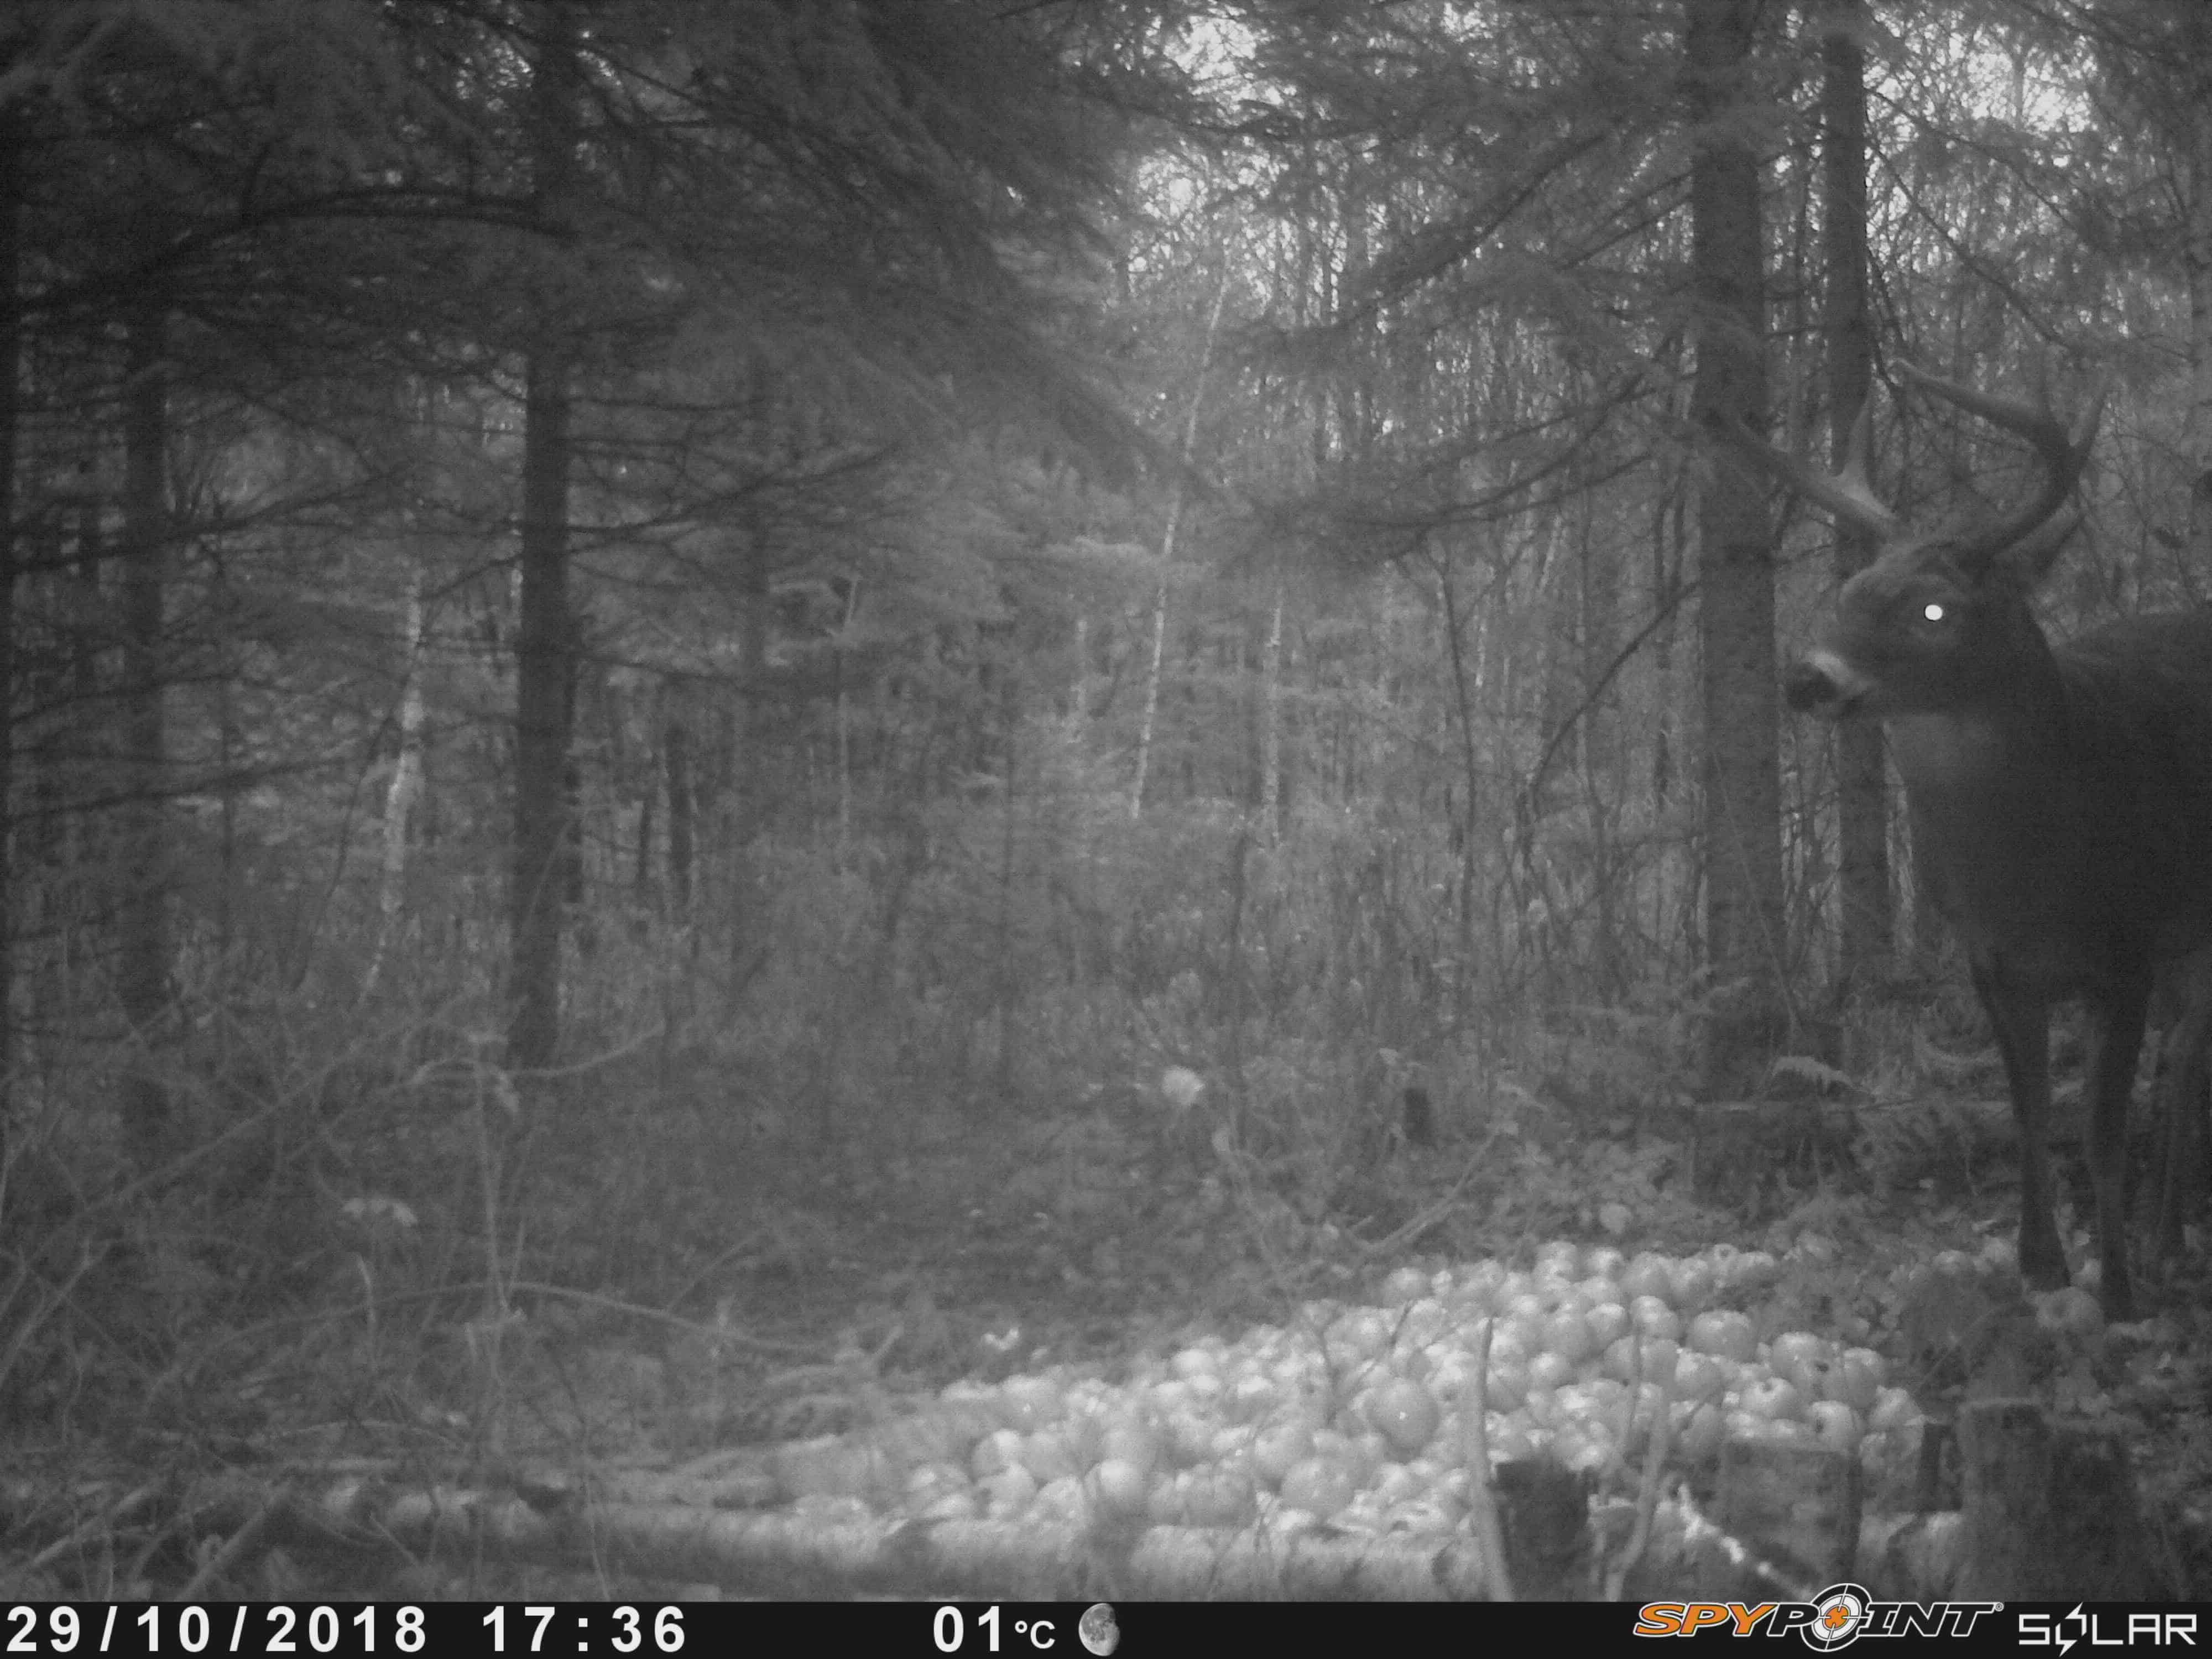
[1711,398,1897,541]
[1898,362,2102,566]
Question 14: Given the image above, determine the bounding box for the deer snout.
[1784,648,1871,716]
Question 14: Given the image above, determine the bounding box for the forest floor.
[7,1067,2212,1601]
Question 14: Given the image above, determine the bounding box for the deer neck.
[1882,658,2091,959]
[1885,704,2062,808]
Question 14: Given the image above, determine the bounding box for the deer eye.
[1919,602,1946,624]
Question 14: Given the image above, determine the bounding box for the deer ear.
[1984,507,2080,593]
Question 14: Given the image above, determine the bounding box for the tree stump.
[1955,1399,2157,1600]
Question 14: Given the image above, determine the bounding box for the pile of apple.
[772,1239,1925,1536]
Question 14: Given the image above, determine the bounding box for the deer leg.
[2156,956,2212,1260]
[2084,976,2151,1321]
[1973,959,2064,1290]
[2178,1035,2212,1240]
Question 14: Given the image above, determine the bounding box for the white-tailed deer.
[2153,952,2212,1259]
[1728,365,2212,1319]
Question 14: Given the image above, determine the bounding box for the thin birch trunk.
[1130,277,1230,820]
[363,569,427,1005]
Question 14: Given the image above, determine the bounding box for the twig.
[17,1484,158,1581]
[178,1494,283,1601]
[1460,1317,1514,1601]
[660,1233,771,1316]
[1671,1486,1820,1602]
[1603,1338,1677,1599]
[508,1281,815,1354]
[1352,1135,1497,1260]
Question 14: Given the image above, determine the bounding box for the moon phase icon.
[1078,1603,1119,1656]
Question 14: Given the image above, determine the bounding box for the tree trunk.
[1259,579,1284,838]
[363,569,426,1005]
[835,577,858,850]
[732,501,769,978]
[118,299,172,1165]
[0,104,19,1142]
[1651,445,1687,807]
[2185,2,2212,577]
[665,687,693,911]
[509,353,573,1073]
[1130,277,1228,820]
[1436,552,1484,1023]
[1535,536,1581,821]
[1686,0,1787,1093]
[634,766,654,901]
[507,2,580,1076]
[1130,541,1173,820]
[1819,0,1893,1008]
[1579,473,1622,795]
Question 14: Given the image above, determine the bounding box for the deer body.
[1887,619,2212,1317]
[1746,367,2212,1319]
[1891,619,2212,975]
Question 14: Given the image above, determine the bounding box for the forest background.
[0,0,2207,1470]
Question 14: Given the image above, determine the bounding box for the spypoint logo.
[1634,1584,2001,1646]
[1804,1587,1869,1651]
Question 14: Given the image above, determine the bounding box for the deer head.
[1723,365,2103,720]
